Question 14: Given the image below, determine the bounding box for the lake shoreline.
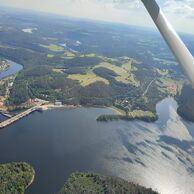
[4,102,158,124]
[40,103,82,111]
[27,174,35,189]
[0,97,193,194]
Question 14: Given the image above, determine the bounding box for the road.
[0,102,43,128]
[142,78,157,97]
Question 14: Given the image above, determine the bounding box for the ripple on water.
[0,98,193,194]
[102,98,194,194]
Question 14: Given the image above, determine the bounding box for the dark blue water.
[0,108,116,194]
[0,98,193,194]
[0,114,8,122]
[0,60,193,194]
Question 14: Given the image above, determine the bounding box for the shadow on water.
[159,135,194,152]
[0,85,193,194]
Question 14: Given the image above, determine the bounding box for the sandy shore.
[108,106,125,115]
[41,104,125,115]
[26,174,35,189]
[40,103,81,111]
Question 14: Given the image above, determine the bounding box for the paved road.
[0,102,43,128]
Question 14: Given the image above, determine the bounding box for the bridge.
[0,103,43,129]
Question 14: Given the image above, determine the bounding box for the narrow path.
[142,78,157,96]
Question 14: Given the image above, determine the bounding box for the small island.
[97,110,158,122]
[0,162,35,194]
[58,172,159,194]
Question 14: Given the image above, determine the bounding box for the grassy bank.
[97,110,157,122]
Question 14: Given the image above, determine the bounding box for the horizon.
[0,0,194,34]
[1,4,194,36]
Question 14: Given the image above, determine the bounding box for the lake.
[0,61,193,194]
[0,60,23,122]
[0,60,23,121]
[0,98,193,194]
[0,60,23,80]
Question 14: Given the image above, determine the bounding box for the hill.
[0,8,188,119]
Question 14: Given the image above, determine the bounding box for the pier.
[0,103,43,128]
[0,111,12,118]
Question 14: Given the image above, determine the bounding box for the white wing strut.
[141,0,194,87]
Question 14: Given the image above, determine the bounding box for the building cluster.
[167,84,177,96]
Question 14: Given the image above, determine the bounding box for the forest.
[97,110,158,122]
[0,162,35,194]
[0,8,188,119]
[58,172,159,194]
[177,84,194,122]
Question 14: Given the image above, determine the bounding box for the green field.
[155,68,169,76]
[68,72,109,86]
[40,44,64,52]
[80,53,97,58]
[67,57,140,87]
[111,106,126,115]
[47,54,55,58]
[53,68,65,73]
[62,51,75,59]
[153,57,178,65]
[93,61,140,86]
[122,61,132,71]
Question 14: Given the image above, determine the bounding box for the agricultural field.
[52,68,65,73]
[68,72,109,86]
[62,51,75,59]
[47,54,55,58]
[93,60,140,86]
[80,53,97,58]
[0,7,193,194]
[40,44,64,52]
[67,58,140,87]
[157,77,185,95]
[153,57,178,66]
[0,8,188,115]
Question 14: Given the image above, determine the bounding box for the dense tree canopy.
[0,162,35,194]
[58,172,159,194]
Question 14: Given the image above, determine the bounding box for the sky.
[0,0,194,34]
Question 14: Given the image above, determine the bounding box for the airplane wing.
[141,0,194,87]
